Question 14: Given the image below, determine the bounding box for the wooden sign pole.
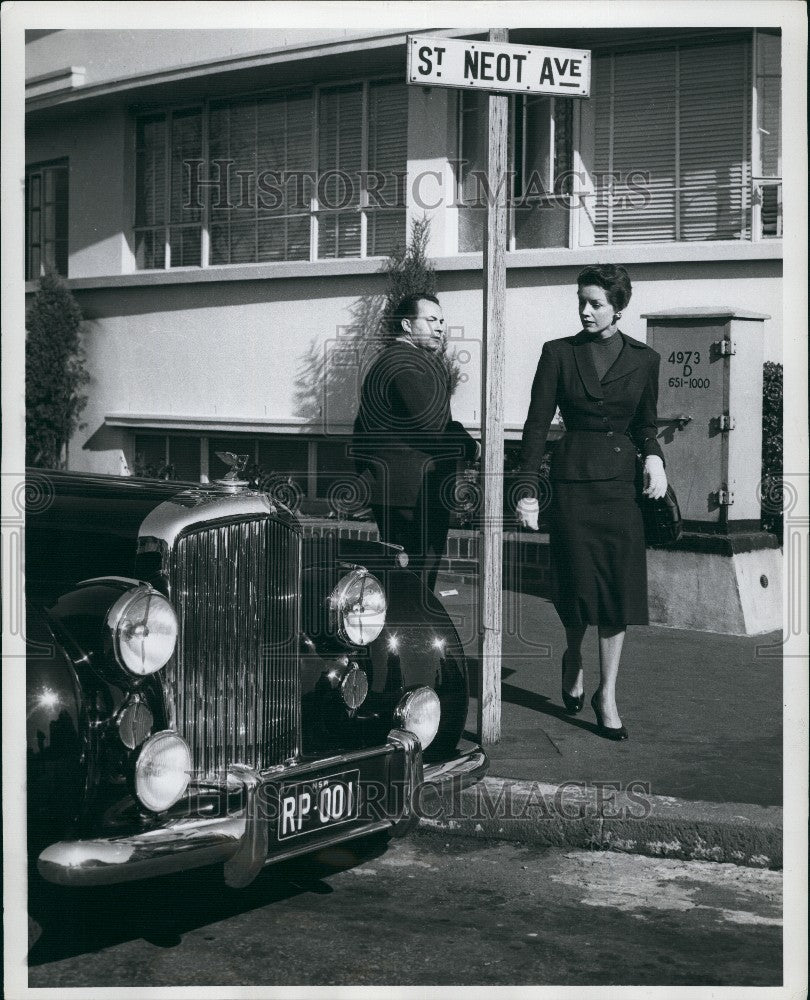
[477,27,509,746]
[406,28,589,747]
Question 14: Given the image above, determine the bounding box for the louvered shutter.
[366,80,407,256]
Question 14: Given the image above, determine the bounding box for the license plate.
[277,769,360,841]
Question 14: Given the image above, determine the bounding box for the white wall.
[26,106,129,278]
[33,260,780,475]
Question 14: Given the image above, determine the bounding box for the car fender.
[30,579,171,839]
[26,607,90,841]
[365,567,469,756]
[300,542,469,756]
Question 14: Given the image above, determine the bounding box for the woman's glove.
[516,496,539,531]
[643,455,668,500]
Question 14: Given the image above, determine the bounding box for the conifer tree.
[382,216,461,394]
[25,269,89,468]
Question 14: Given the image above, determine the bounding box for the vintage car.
[26,466,487,892]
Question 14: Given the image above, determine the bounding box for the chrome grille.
[167,516,301,777]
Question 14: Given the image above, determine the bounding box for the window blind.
[170,110,203,265]
[317,85,363,259]
[134,80,407,269]
[210,92,314,265]
[593,39,752,244]
[135,116,167,268]
[366,80,407,257]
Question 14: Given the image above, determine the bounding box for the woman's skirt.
[548,478,648,627]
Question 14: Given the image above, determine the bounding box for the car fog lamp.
[135,731,191,813]
[330,569,387,646]
[108,586,177,676]
[118,700,154,749]
[395,687,441,749]
[340,663,369,710]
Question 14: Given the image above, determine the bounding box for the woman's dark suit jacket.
[520,330,665,483]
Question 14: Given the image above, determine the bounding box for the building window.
[25,159,69,280]
[208,436,310,502]
[753,30,782,239]
[592,38,766,244]
[133,434,168,477]
[457,92,573,252]
[130,431,375,516]
[133,433,202,481]
[134,79,407,269]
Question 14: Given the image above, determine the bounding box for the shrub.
[761,361,783,538]
[131,455,176,480]
[26,270,89,469]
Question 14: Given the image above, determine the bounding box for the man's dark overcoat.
[353,341,476,589]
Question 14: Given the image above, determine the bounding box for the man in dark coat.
[353,292,478,592]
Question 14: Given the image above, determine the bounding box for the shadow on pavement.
[465,655,601,736]
[28,832,391,966]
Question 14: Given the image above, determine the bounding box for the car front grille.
[166,516,301,778]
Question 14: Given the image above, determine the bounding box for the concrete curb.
[417,777,782,870]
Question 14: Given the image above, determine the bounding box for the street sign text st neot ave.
[407,35,591,97]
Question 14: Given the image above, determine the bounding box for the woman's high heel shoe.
[561,653,584,715]
[590,691,629,741]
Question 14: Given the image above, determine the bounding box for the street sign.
[407,34,591,97]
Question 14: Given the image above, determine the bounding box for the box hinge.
[714,339,737,356]
[712,489,735,506]
[714,414,735,432]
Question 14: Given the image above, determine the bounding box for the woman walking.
[516,264,667,740]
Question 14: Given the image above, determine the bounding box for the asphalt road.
[27,831,782,989]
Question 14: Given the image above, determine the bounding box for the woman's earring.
[614,312,622,321]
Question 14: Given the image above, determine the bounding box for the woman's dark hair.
[393,292,441,325]
[576,264,632,312]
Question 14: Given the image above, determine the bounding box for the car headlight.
[107,585,177,676]
[329,569,387,646]
[395,687,441,749]
[135,731,191,812]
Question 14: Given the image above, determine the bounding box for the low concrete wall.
[647,534,782,635]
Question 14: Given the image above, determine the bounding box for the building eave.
[24,28,482,113]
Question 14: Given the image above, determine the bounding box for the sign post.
[478,27,509,745]
[406,32,591,745]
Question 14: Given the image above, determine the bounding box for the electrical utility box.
[643,309,770,532]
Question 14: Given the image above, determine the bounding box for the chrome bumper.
[37,734,488,888]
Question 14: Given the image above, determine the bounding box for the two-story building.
[25,26,782,510]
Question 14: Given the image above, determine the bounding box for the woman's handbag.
[641,483,683,546]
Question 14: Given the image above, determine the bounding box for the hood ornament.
[213,451,251,492]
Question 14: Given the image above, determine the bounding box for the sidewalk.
[421,572,784,869]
